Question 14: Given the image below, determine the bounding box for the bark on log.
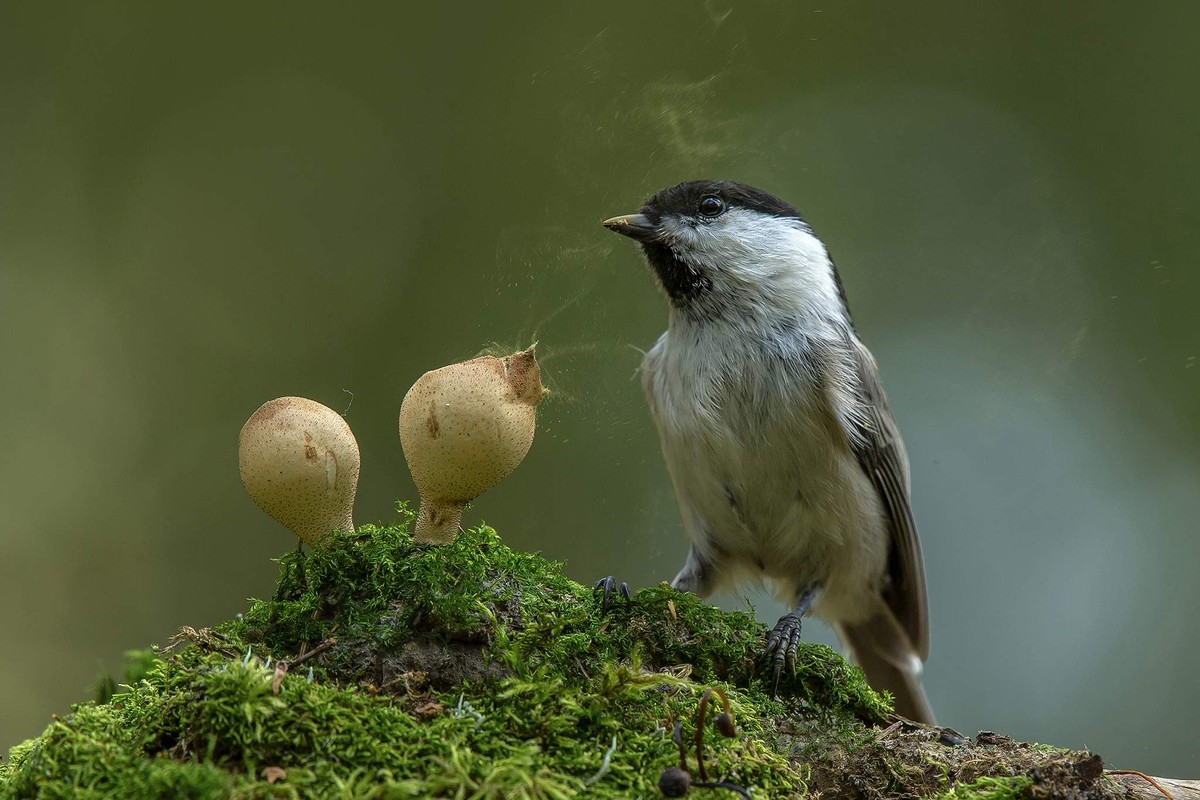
[1113,774,1200,800]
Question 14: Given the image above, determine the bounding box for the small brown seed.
[658,766,692,797]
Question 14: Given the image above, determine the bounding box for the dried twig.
[288,637,337,669]
[1108,770,1175,800]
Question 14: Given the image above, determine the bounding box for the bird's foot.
[763,611,805,694]
[592,576,632,613]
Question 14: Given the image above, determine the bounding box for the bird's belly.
[674,420,888,621]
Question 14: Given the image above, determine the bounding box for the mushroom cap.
[399,347,546,506]
[239,396,359,547]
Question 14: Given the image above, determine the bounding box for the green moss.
[0,505,1118,799]
[93,649,164,706]
[936,776,1034,800]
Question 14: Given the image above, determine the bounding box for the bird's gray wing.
[837,332,929,659]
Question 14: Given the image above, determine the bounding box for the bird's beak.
[602,213,659,242]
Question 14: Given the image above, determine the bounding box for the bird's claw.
[593,575,632,613]
[763,613,804,694]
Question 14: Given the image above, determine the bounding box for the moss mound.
[1,506,1122,799]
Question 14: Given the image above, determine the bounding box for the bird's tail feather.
[835,606,935,724]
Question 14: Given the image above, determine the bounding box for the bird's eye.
[698,195,725,218]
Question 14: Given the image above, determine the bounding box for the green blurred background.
[2,1,1197,777]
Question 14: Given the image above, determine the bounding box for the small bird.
[601,180,934,723]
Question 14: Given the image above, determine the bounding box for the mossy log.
[1,506,1192,799]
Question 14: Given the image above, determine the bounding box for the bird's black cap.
[640,179,803,222]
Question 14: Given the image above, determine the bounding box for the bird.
[600,179,934,723]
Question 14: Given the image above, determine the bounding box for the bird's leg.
[669,543,719,597]
[764,584,821,693]
[595,543,720,614]
[592,576,632,613]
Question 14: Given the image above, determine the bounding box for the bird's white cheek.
[659,218,701,252]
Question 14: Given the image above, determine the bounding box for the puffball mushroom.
[239,396,360,548]
[399,345,548,544]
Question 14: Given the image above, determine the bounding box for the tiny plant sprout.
[399,345,548,544]
[239,396,360,547]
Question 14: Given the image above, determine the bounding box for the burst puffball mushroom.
[399,346,548,544]
[239,396,360,547]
